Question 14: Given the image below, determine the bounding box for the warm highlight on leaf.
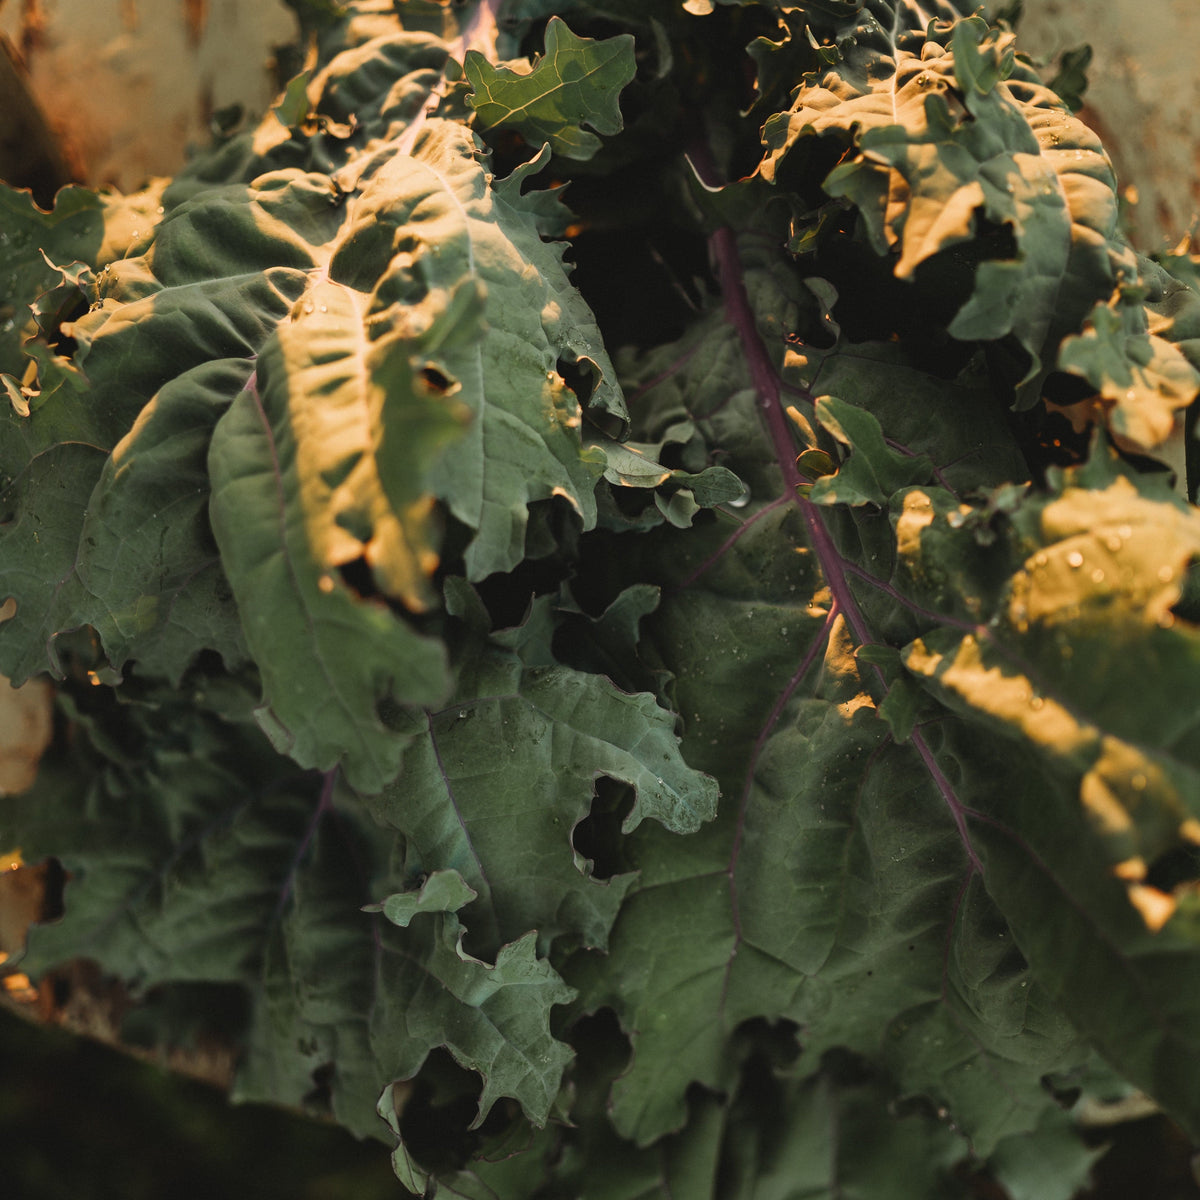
[4,2,1200,1196]
[465,17,636,160]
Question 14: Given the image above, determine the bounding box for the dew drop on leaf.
[1067,550,1084,568]
[726,481,751,508]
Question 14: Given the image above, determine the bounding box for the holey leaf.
[465,17,636,160]
[8,695,575,1143]
[362,122,621,578]
[16,4,1200,1194]
[206,121,627,789]
[566,504,1089,1155]
[207,282,464,794]
[363,619,719,959]
[370,911,577,1128]
[4,86,623,780]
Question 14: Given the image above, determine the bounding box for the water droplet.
[947,510,965,528]
[1105,533,1123,552]
[1030,696,1044,710]
[1132,773,1147,791]
[1033,551,1048,567]
[1158,565,1174,583]
[1067,550,1084,568]
[1091,567,1105,583]
[1118,524,1132,539]
[1158,611,1176,629]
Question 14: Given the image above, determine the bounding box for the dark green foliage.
[3,1,1200,1195]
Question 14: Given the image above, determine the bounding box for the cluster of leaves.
[4,0,1200,1194]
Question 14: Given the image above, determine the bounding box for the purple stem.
[694,144,982,874]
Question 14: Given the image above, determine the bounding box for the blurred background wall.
[1006,0,1200,250]
[0,0,297,193]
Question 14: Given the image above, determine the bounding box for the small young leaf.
[367,869,479,926]
[465,17,636,160]
[808,395,933,507]
[1057,293,1200,453]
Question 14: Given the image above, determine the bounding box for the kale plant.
[4,1,1200,1195]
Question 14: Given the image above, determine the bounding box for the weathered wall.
[0,0,296,192]
[997,0,1200,249]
